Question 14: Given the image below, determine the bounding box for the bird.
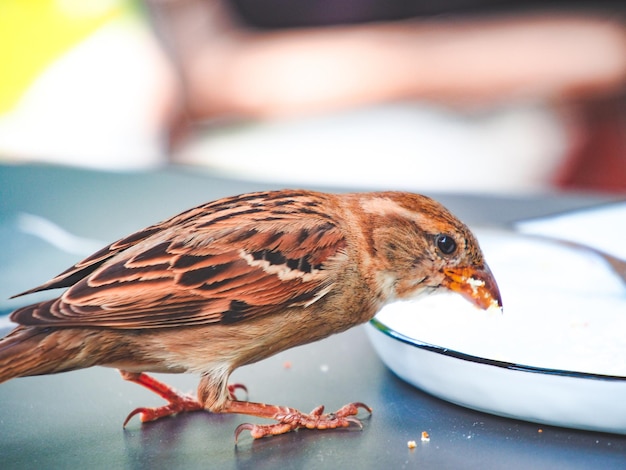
[0,189,501,441]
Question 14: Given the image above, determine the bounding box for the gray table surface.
[1,164,624,469]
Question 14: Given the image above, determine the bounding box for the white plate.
[366,230,626,434]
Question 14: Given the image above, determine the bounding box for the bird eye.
[436,234,457,255]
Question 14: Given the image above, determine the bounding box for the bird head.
[357,192,502,311]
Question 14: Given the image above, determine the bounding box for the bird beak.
[442,264,502,311]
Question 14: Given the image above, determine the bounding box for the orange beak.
[442,264,502,311]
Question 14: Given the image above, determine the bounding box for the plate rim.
[369,317,626,382]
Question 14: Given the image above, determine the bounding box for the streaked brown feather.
[10,190,348,329]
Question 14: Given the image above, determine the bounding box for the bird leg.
[120,371,249,425]
[229,400,372,442]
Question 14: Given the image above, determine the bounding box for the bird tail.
[0,326,85,383]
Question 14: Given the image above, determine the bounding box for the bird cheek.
[393,276,428,299]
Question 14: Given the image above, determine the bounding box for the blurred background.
[1,0,624,193]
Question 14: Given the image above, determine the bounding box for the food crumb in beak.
[467,277,485,290]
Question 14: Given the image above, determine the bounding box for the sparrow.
[0,190,501,441]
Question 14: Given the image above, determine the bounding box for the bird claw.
[233,401,372,442]
[123,407,147,427]
[336,401,373,417]
[228,383,249,400]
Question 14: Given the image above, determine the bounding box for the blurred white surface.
[176,103,568,193]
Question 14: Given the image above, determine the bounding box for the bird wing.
[10,190,348,329]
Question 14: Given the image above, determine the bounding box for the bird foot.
[118,370,370,440]
[120,371,203,426]
[233,402,372,442]
[123,395,204,426]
